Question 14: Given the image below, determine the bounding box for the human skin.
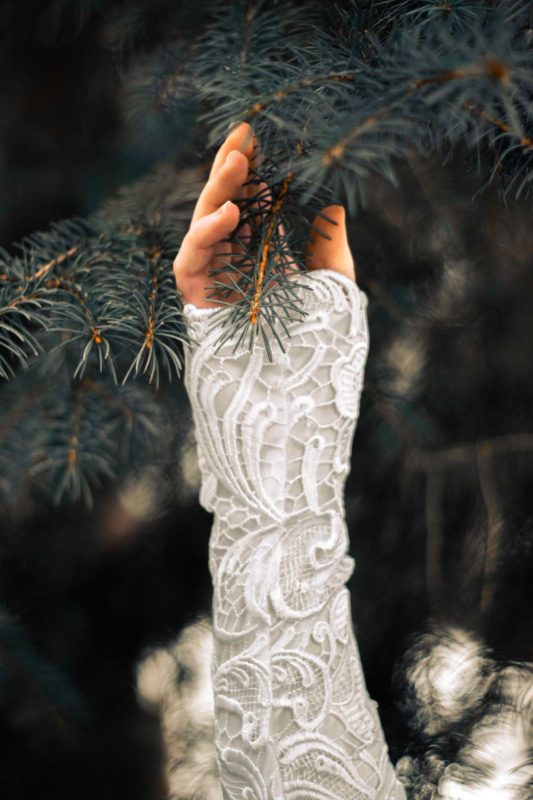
[173,121,356,307]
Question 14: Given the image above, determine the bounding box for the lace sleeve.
[181,269,406,800]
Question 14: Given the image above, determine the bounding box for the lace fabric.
[182,269,406,800]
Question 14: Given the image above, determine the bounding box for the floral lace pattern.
[182,269,406,800]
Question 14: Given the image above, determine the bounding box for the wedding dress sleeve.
[181,268,407,800]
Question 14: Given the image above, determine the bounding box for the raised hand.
[173,121,356,309]
[175,123,407,800]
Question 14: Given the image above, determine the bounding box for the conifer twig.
[250,172,294,325]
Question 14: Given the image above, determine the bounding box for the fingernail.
[226,120,242,133]
[218,200,231,215]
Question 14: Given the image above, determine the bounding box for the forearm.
[181,270,405,799]
[182,268,368,513]
[182,268,367,622]
[181,269,370,649]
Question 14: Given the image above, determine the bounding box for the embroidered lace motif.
[182,269,406,800]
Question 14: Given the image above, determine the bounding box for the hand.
[173,121,356,309]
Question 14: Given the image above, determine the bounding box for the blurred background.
[0,1,531,798]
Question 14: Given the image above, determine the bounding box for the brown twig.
[0,245,79,285]
[145,246,162,349]
[44,275,101,344]
[245,73,355,119]
[322,58,526,167]
[322,99,400,165]
[463,100,533,148]
[250,172,294,325]
[31,245,80,282]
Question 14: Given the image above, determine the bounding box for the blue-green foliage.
[1,0,531,507]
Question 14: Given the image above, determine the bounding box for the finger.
[209,121,256,181]
[305,205,356,281]
[190,122,255,226]
[174,200,240,306]
[227,127,259,264]
[224,129,266,267]
[191,150,250,226]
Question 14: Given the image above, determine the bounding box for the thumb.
[305,205,356,281]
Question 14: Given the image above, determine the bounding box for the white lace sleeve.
[181,269,406,800]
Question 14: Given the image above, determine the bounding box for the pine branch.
[2,0,532,508]
[62,3,522,378]
[372,0,496,37]
[0,162,202,507]
[27,372,163,509]
[148,0,530,343]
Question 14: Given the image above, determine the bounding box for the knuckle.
[173,231,192,268]
[183,224,197,246]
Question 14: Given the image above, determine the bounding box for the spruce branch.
[372,0,496,37]
[27,372,163,509]
[148,0,531,343]
[114,1,530,358]
[244,72,357,121]
[0,293,50,378]
[46,269,119,384]
[2,0,532,508]
[0,174,191,507]
[196,150,340,359]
